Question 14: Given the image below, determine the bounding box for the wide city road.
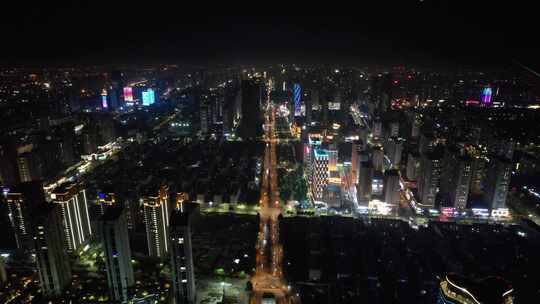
[250,79,298,304]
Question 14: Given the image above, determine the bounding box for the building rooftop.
[444,273,513,304]
[100,206,124,222]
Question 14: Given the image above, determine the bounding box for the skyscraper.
[51,181,92,252]
[485,157,512,211]
[357,161,373,204]
[384,169,400,207]
[169,204,197,304]
[372,146,384,172]
[4,181,45,251]
[237,79,263,139]
[418,152,442,208]
[100,207,134,303]
[32,203,72,298]
[143,185,170,258]
[351,140,362,184]
[445,155,472,210]
[385,137,404,168]
[311,149,329,200]
[294,83,302,117]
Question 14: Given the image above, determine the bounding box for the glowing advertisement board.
[142,88,155,106]
[123,86,134,102]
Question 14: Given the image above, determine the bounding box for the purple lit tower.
[481,87,492,105]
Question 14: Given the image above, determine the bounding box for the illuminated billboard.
[101,89,108,108]
[142,88,155,106]
[123,86,134,102]
[481,87,492,104]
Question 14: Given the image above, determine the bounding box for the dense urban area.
[1,63,539,304]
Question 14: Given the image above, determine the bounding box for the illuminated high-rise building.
[169,204,197,304]
[293,83,302,117]
[385,137,404,168]
[100,207,134,303]
[418,152,442,208]
[445,155,473,210]
[485,157,512,211]
[51,181,92,252]
[17,151,42,182]
[371,171,384,199]
[142,88,156,106]
[123,87,134,103]
[372,146,384,172]
[143,185,170,258]
[4,181,45,251]
[481,86,492,105]
[311,149,329,200]
[101,88,108,109]
[305,133,322,185]
[32,203,72,298]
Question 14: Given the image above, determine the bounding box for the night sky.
[1,1,538,68]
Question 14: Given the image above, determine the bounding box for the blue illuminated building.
[142,88,155,106]
[294,83,301,116]
[481,87,492,105]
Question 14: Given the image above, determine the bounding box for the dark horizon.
[1,3,538,69]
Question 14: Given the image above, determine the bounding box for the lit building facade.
[4,181,45,251]
[32,204,72,298]
[485,157,512,211]
[418,152,442,207]
[51,181,92,252]
[438,273,513,304]
[143,185,170,258]
[449,157,472,210]
[100,207,134,303]
[169,205,197,304]
[311,149,329,200]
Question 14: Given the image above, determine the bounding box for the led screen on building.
[294,83,301,116]
[142,88,155,106]
[123,86,134,102]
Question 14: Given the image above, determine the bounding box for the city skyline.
[0,9,539,304]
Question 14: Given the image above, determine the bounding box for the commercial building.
[51,181,92,252]
[311,149,329,200]
[143,185,170,258]
[100,207,134,303]
[438,273,513,304]
[169,204,197,304]
[32,203,72,298]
